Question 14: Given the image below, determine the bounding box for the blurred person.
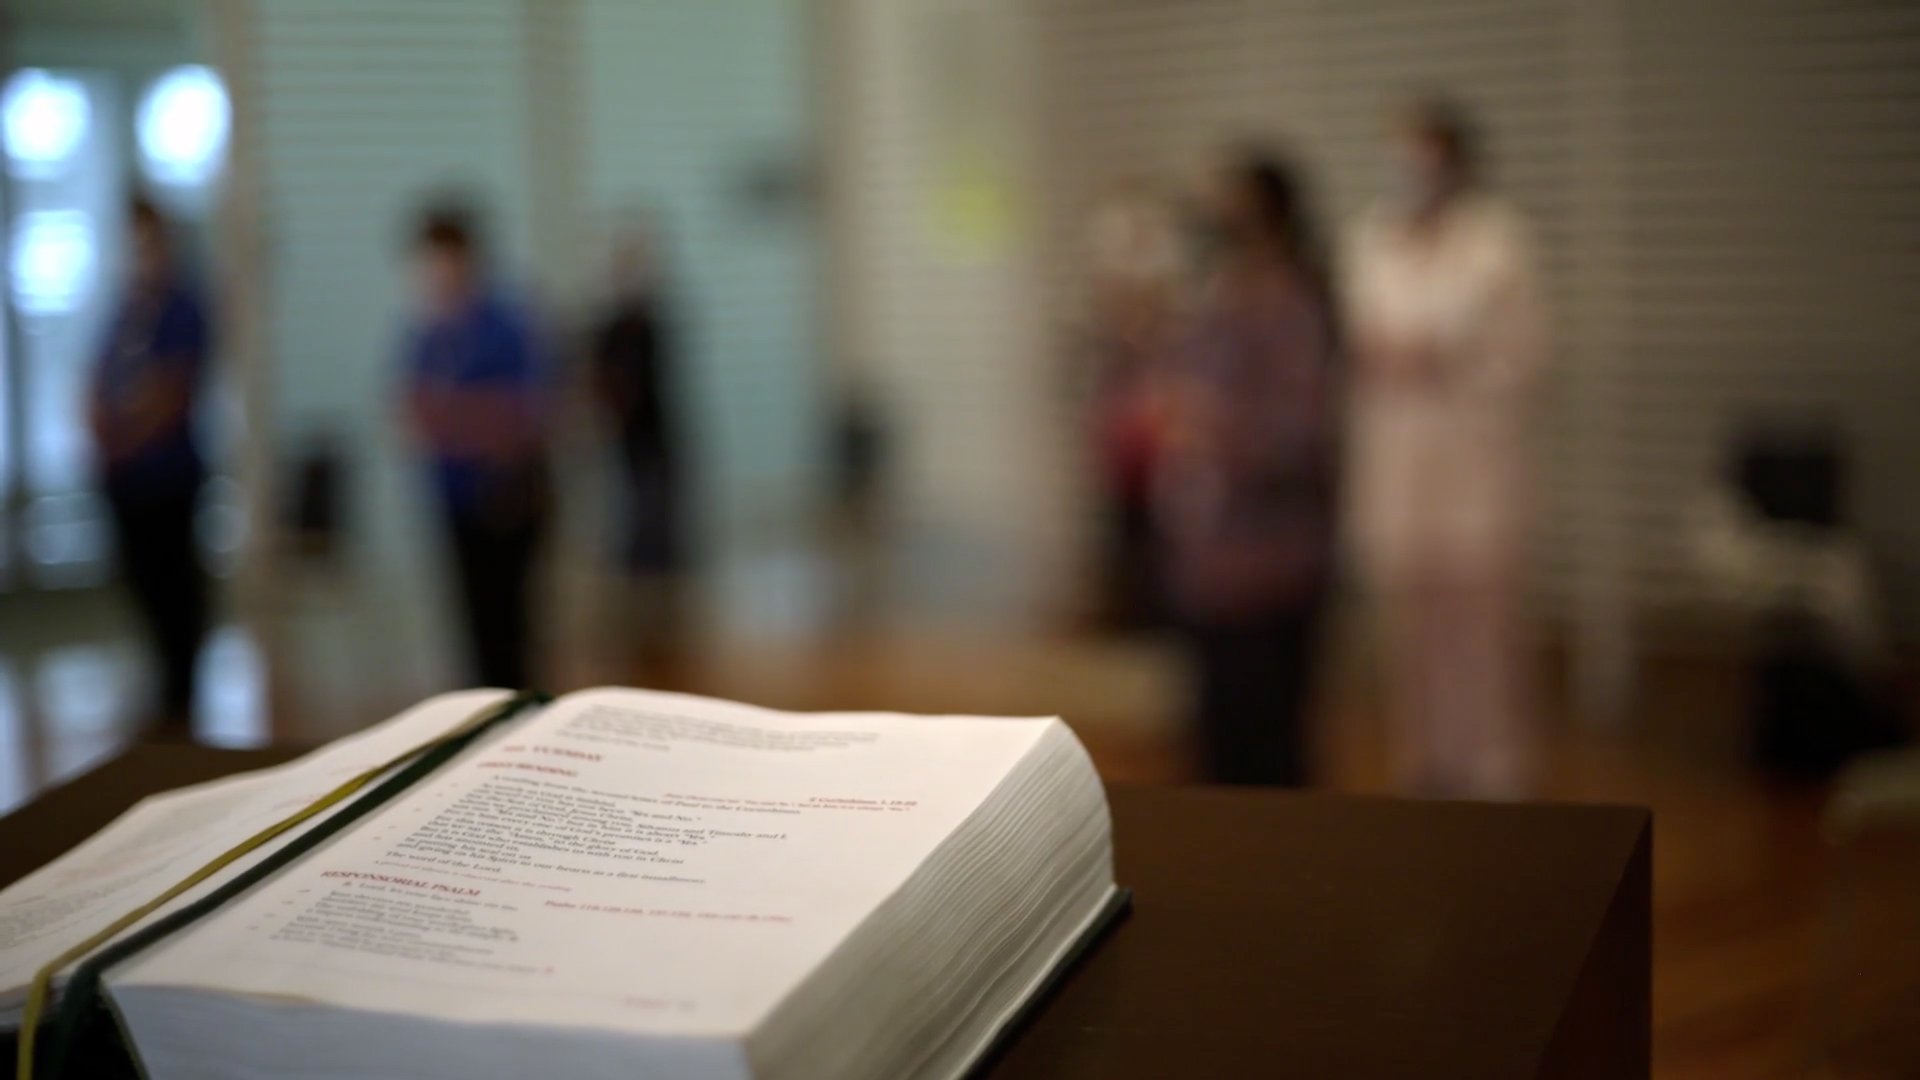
[1343,97,1549,797]
[401,202,552,688]
[89,196,212,734]
[1081,182,1184,629]
[1157,150,1339,786]
[587,222,686,672]
[590,223,683,580]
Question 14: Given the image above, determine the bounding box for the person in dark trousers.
[90,196,212,734]
[1156,150,1340,786]
[590,227,681,577]
[401,204,552,689]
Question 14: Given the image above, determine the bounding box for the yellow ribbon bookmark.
[16,694,530,1080]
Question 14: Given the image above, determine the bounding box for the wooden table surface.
[1,743,1651,1079]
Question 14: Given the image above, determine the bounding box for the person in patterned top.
[1156,149,1340,787]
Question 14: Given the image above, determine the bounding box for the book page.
[0,689,511,1009]
[113,688,1056,1037]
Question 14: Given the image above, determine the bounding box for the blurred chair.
[1693,422,1906,775]
[282,435,348,565]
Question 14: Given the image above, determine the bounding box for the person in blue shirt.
[401,203,552,688]
[89,196,211,733]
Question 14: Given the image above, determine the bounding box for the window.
[1,70,91,180]
[8,211,95,317]
[137,65,229,186]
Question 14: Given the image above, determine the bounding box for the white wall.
[825,0,1079,621]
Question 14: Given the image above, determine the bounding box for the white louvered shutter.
[1614,0,1920,642]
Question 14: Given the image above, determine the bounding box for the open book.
[0,689,1122,1080]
